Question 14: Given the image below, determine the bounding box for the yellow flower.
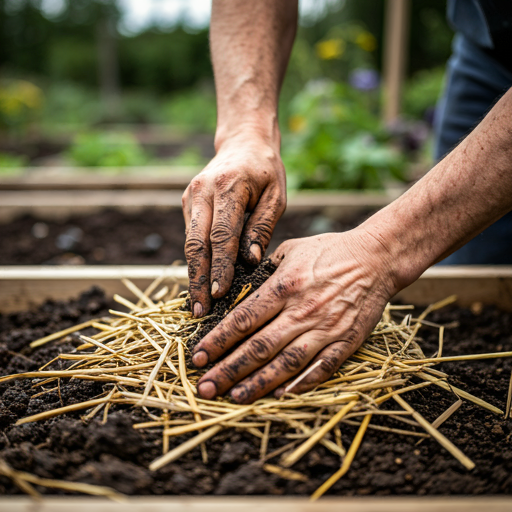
[356,32,377,52]
[316,39,345,60]
[288,115,306,133]
[0,80,43,117]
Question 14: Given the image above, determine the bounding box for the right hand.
[182,134,286,318]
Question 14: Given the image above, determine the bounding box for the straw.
[311,413,372,500]
[4,277,511,500]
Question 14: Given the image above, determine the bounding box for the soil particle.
[1,291,512,496]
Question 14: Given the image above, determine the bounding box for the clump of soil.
[186,258,277,350]
[1,290,512,496]
[0,208,373,265]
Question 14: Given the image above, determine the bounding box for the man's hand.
[182,134,286,318]
[191,229,399,403]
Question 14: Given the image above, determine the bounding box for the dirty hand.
[191,229,400,403]
[182,134,286,318]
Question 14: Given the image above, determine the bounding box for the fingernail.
[274,388,284,399]
[192,350,208,367]
[249,243,262,262]
[197,381,217,400]
[230,386,248,404]
[211,281,219,296]
[193,302,203,318]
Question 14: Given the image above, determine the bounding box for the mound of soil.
[1,288,512,496]
[0,209,373,265]
[186,258,277,351]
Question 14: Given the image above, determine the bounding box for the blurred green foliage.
[403,67,446,119]
[0,79,43,135]
[162,87,217,134]
[39,81,102,134]
[0,0,452,187]
[0,151,28,170]
[68,131,149,167]
[282,81,405,190]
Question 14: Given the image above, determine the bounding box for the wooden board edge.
[0,496,510,512]
[1,266,512,313]
[0,190,401,223]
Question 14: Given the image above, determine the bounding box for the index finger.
[191,274,287,367]
[184,194,213,318]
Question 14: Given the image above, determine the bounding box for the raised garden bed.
[0,207,377,265]
[0,267,512,510]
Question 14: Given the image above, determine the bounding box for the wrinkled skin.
[182,135,286,318]
[191,229,399,403]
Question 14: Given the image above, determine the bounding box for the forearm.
[210,0,298,150]
[363,87,512,290]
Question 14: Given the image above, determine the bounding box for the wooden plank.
[395,266,512,310]
[0,189,402,223]
[383,0,410,122]
[0,166,200,191]
[1,266,512,314]
[0,266,188,313]
[0,496,511,512]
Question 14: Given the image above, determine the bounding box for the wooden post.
[383,0,410,123]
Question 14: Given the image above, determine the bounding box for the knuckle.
[274,192,286,215]
[246,336,275,364]
[322,312,341,331]
[230,307,255,334]
[319,356,340,376]
[189,177,205,194]
[181,189,190,207]
[272,275,299,300]
[248,220,273,246]
[278,346,307,373]
[184,236,208,258]
[319,342,350,376]
[213,170,237,190]
[210,222,235,247]
[288,297,321,322]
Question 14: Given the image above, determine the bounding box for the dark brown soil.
[1,289,512,496]
[186,258,277,352]
[0,209,373,265]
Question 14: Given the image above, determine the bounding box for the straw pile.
[2,276,512,500]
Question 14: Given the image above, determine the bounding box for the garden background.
[0,0,453,191]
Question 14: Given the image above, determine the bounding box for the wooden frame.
[0,166,200,191]
[0,189,402,223]
[0,496,511,511]
[1,265,512,313]
[1,266,512,509]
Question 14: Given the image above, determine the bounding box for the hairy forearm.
[210,0,298,150]
[363,87,512,290]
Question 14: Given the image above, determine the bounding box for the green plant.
[68,131,149,167]
[39,81,101,134]
[162,87,217,134]
[282,80,406,190]
[0,79,43,135]
[403,67,446,120]
[0,151,28,172]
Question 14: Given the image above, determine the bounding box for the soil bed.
[0,209,374,265]
[1,289,512,496]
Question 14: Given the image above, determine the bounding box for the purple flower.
[349,69,380,91]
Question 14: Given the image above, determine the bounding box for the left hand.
[191,229,400,404]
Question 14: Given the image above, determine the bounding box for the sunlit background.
[0,0,453,190]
